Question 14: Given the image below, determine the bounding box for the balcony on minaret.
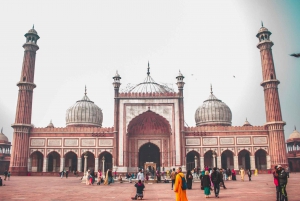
[176,70,185,89]
[25,25,40,45]
[112,71,121,89]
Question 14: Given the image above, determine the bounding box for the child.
[131,180,145,200]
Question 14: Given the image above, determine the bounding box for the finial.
[84,85,87,95]
[1,127,2,133]
[246,117,248,121]
[50,119,52,123]
[295,125,297,131]
[210,84,213,94]
[147,61,150,76]
[261,21,263,27]
[33,24,34,29]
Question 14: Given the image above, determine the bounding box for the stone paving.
[0,174,298,201]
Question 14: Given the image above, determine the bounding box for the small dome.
[289,128,300,139]
[195,89,232,126]
[0,128,9,142]
[46,120,54,128]
[66,93,103,127]
[243,118,252,126]
[258,26,269,33]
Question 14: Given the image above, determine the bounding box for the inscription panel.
[237,137,251,145]
[99,139,113,146]
[81,139,96,147]
[186,138,200,145]
[253,137,267,144]
[30,139,45,147]
[65,139,79,147]
[48,139,62,147]
[203,138,217,145]
[220,138,234,145]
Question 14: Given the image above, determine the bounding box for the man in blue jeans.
[211,167,221,198]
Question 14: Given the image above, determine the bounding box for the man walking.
[3,170,8,181]
[219,169,227,189]
[174,167,188,201]
[137,169,144,183]
[278,165,288,201]
[211,168,221,198]
[285,166,290,178]
[170,168,176,190]
[273,166,280,201]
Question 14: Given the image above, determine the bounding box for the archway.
[238,150,251,170]
[139,142,160,170]
[47,151,60,172]
[31,151,43,172]
[186,151,200,171]
[221,150,234,169]
[65,152,77,172]
[99,152,112,173]
[81,151,95,172]
[204,151,213,168]
[255,149,267,170]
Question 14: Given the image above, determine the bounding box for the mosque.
[6,25,297,176]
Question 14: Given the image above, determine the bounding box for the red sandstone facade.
[8,25,288,175]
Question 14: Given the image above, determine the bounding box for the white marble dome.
[289,129,300,139]
[0,128,8,142]
[66,94,103,127]
[195,91,232,126]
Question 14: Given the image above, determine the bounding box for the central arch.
[139,142,160,169]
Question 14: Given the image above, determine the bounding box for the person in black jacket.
[211,168,221,198]
[277,165,288,201]
[201,171,211,198]
[247,169,252,181]
[186,170,193,189]
[219,169,227,189]
[131,180,145,200]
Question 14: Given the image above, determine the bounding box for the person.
[7,171,11,181]
[211,168,220,198]
[118,174,123,183]
[131,180,145,200]
[156,170,161,183]
[97,169,102,185]
[277,165,288,201]
[254,168,258,176]
[219,169,226,189]
[170,168,176,190]
[186,170,193,189]
[137,169,144,182]
[227,168,232,180]
[4,170,8,181]
[285,166,290,178]
[107,169,113,184]
[240,168,245,182]
[247,169,252,181]
[86,170,90,185]
[0,177,2,186]
[90,169,95,184]
[65,170,69,179]
[231,169,236,181]
[60,170,64,179]
[273,166,280,201]
[173,167,188,201]
[201,171,211,198]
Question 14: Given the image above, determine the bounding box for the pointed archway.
[238,150,251,170]
[47,151,60,172]
[255,149,267,170]
[81,151,95,171]
[30,151,43,172]
[99,152,112,172]
[221,150,234,169]
[139,142,160,170]
[186,151,200,171]
[65,151,77,172]
[204,151,213,168]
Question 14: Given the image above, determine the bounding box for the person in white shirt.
[137,169,145,182]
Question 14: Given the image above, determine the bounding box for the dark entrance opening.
[139,142,160,170]
[186,151,200,171]
[65,152,77,172]
[47,151,60,172]
[99,152,113,172]
[221,150,234,169]
[238,150,251,170]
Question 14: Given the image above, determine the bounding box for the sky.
[0,0,299,143]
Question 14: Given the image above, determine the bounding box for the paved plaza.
[0,174,298,201]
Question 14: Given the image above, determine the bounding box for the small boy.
[131,180,145,200]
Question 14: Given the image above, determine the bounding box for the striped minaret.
[256,24,287,168]
[10,26,40,175]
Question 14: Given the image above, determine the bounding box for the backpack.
[179,175,187,190]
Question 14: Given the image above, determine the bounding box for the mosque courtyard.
[0,174,298,201]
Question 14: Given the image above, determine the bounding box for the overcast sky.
[0,0,299,142]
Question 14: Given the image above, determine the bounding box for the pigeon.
[233,75,235,78]
[290,53,300,58]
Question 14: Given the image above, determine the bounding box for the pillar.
[217,157,221,169]
[250,156,255,170]
[77,157,82,172]
[43,157,48,172]
[95,157,99,172]
[234,156,238,170]
[200,157,204,170]
[102,157,105,177]
[267,155,271,169]
[212,155,216,167]
[84,155,88,176]
[60,157,65,171]
[194,156,198,169]
[53,159,56,172]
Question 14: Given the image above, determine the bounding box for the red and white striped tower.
[256,24,287,168]
[10,26,40,175]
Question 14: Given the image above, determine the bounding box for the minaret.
[112,71,121,169]
[10,26,40,175]
[176,71,185,167]
[256,24,287,167]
